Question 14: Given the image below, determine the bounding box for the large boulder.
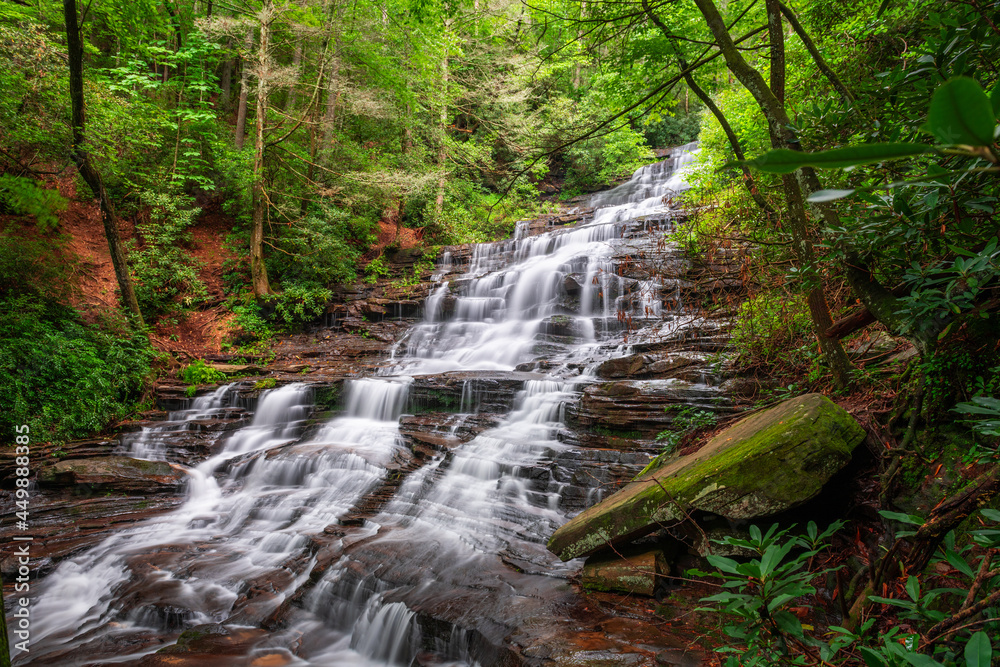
[548,393,865,561]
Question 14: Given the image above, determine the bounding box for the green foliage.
[266,203,370,289]
[896,239,1000,341]
[0,175,68,230]
[642,111,701,148]
[693,521,844,666]
[364,255,391,284]
[128,191,207,317]
[0,228,74,303]
[952,397,1000,439]
[0,294,155,443]
[0,231,126,444]
[179,359,226,385]
[564,124,656,189]
[226,300,273,352]
[696,513,1000,667]
[925,77,997,147]
[730,293,813,368]
[254,377,276,390]
[736,143,935,176]
[264,283,332,326]
[655,406,718,452]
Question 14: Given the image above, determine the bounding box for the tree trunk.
[64,0,144,327]
[220,38,234,107]
[235,28,253,150]
[691,0,853,387]
[284,40,302,113]
[250,1,272,297]
[435,21,450,220]
[777,1,854,104]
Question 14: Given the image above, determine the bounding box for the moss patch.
[548,394,865,561]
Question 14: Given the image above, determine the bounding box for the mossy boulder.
[548,393,864,561]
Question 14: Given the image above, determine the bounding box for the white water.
[18,145,700,666]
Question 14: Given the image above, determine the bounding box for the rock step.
[568,379,738,438]
[408,371,544,414]
[337,441,442,527]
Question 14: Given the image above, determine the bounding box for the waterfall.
[19,145,702,666]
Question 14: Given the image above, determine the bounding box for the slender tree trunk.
[235,28,253,150]
[284,40,302,113]
[220,38,234,107]
[691,0,852,387]
[435,21,450,220]
[250,1,272,297]
[777,1,854,104]
[64,0,144,327]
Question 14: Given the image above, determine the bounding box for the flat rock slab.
[582,548,668,596]
[549,393,865,561]
[39,456,186,493]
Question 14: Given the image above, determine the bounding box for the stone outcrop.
[581,548,669,596]
[568,379,736,438]
[39,456,186,493]
[548,393,865,561]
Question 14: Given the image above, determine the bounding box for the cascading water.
[17,145,703,666]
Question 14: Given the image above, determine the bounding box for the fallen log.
[825,284,909,339]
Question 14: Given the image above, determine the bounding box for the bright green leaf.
[879,510,924,525]
[736,143,934,174]
[965,632,992,667]
[927,77,997,146]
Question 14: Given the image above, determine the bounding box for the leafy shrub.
[0,295,155,442]
[265,283,332,325]
[230,302,271,341]
[642,110,702,148]
[0,229,74,303]
[656,406,718,453]
[179,359,226,385]
[696,515,1000,667]
[693,522,844,666]
[128,191,207,317]
[564,125,656,190]
[730,293,812,368]
[266,203,369,288]
[0,175,67,230]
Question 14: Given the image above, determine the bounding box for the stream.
[16,143,716,666]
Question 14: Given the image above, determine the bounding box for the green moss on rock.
[548,394,865,561]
